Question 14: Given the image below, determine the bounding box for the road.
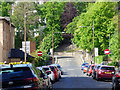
[53,54,112,90]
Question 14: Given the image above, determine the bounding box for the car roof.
[42,66,49,68]
[0,64,32,69]
[50,64,60,66]
[100,65,115,67]
[37,67,42,70]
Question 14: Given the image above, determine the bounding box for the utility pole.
[52,28,54,64]
[24,4,27,64]
[93,20,95,64]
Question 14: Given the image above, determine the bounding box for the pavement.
[53,52,112,89]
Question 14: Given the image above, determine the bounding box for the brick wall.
[30,41,36,54]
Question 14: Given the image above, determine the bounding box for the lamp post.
[24,5,37,63]
[51,31,65,64]
[79,20,95,64]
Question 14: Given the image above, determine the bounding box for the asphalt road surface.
[53,55,112,90]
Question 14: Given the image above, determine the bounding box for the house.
[0,17,15,63]
[0,17,34,63]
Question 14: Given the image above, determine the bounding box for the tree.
[61,2,77,30]
[0,2,13,16]
[11,2,40,48]
[35,2,65,53]
[67,2,117,54]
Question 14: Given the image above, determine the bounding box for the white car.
[50,64,62,79]
[37,67,52,89]
[42,66,55,83]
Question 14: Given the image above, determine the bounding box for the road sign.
[95,48,98,56]
[104,49,110,55]
[37,51,42,56]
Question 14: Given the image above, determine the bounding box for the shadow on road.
[57,56,74,59]
[53,76,112,89]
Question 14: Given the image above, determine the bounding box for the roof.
[8,49,35,60]
[0,17,15,28]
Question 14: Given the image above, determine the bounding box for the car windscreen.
[97,66,100,70]
[92,66,95,70]
[50,66,54,71]
[0,67,32,80]
[101,67,115,70]
[43,68,49,71]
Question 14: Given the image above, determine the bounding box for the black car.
[112,71,120,90]
[92,65,100,79]
[86,65,91,76]
[0,63,45,90]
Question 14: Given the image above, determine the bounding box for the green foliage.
[109,16,118,61]
[11,2,40,48]
[0,2,13,16]
[66,2,117,55]
[34,2,65,62]
[108,61,117,66]
[74,2,88,15]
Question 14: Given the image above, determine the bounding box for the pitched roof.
[8,49,34,60]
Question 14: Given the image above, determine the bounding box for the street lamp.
[24,5,37,63]
[79,20,95,64]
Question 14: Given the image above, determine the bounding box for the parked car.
[86,65,91,76]
[92,65,101,79]
[42,66,55,83]
[83,65,89,73]
[88,64,95,76]
[50,64,63,75]
[112,70,120,89]
[96,65,115,81]
[37,67,53,90]
[49,65,59,81]
[0,63,44,90]
[81,63,89,70]
[50,64,62,79]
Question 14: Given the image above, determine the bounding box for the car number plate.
[105,72,111,74]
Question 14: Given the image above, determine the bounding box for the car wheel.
[96,74,100,81]
[93,75,95,79]
[49,80,53,90]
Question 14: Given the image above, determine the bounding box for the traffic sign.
[37,51,42,56]
[104,49,110,55]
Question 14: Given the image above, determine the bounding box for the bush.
[108,61,117,66]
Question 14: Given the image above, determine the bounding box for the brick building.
[0,17,15,63]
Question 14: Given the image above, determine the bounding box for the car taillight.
[28,87,38,90]
[117,73,120,77]
[24,77,38,82]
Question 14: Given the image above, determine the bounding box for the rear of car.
[42,66,55,82]
[96,65,115,81]
[83,65,89,73]
[49,65,59,81]
[0,64,43,90]
[51,64,63,75]
[50,64,62,79]
[81,63,89,70]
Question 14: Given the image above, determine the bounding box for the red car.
[88,64,95,76]
[96,65,115,81]
[49,66,59,81]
